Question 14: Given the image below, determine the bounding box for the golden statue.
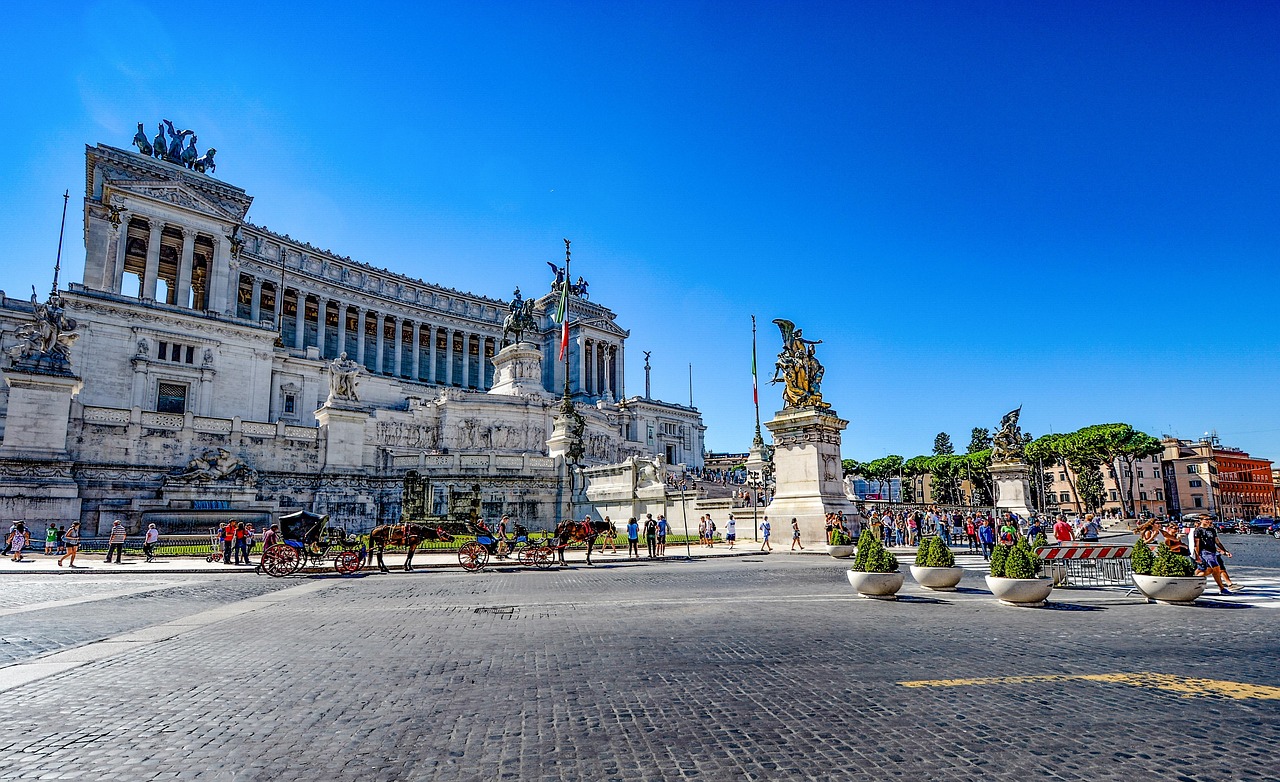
[771,319,830,410]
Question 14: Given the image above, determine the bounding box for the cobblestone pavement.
[0,548,1276,781]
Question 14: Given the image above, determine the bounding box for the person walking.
[790,518,803,551]
[8,522,29,562]
[644,514,658,559]
[1078,514,1101,542]
[656,514,668,557]
[603,516,618,554]
[626,517,640,559]
[1193,517,1235,595]
[978,519,996,561]
[965,517,978,553]
[58,521,81,567]
[706,516,716,549]
[725,514,736,550]
[760,517,772,551]
[143,523,160,563]
[697,516,707,547]
[105,519,126,564]
[1053,515,1074,546]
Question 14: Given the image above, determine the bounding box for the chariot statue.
[770,318,830,410]
[991,406,1025,463]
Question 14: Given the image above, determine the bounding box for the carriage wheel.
[261,544,300,578]
[458,542,488,572]
[533,546,556,570]
[334,550,362,576]
[516,546,532,567]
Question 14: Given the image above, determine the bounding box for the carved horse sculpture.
[501,300,536,346]
[368,522,454,572]
[132,122,153,156]
[553,517,616,566]
[193,148,217,174]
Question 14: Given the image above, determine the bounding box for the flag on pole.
[554,273,570,361]
[752,343,758,405]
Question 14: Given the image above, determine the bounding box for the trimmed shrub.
[1004,545,1038,579]
[914,536,955,568]
[1130,539,1154,576]
[829,527,853,546]
[989,543,1010,578]
[1150,541,1195,577]
[1031,531,1048,549]
[852,531,898,573]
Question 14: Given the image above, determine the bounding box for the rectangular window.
[156,381,187,414]
[1187,464,1200,473]
[1109,490,1117,501]
[1140,491,1148,501]
[283,394,296,415]
[185,345,195,364]
[1059,472,1066,481]
[1189,479,1202,488]
[158,341,168,361]
[1193,496,1203,508]
[1059,491,1070,503]
[1156,490,1164,501]
[1137,469,1144,478]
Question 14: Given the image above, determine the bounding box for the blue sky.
[2,1,1278,460]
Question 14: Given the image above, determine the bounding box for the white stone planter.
[846,570,904,600]
[826,544,856,558]
[910,565,964,591]
[985,575,1054,607]
[1132,574,1206,606]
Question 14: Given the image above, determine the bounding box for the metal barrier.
[1035,545,1132,587]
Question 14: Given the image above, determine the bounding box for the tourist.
[706,516,716,548]
[105,519,126,563]
[1027,517,1043,543]
[998,516,1018,545]
[697,516,707,547]
[626,517,640,559]
[656,514,668,557]
[143,523,160,563]
[790,518,803,551]
[261,524,279,566]
[56,525,66,555]
[1078,514,1101,542]
[644,514,658,558]
[978,519,996,560]
[1053,515,1074,546]
[603,516,618,554]
[760,517,771,552]
[965,516,978,553]
[8,522,29,562]
[233,521,251,565]
[1192,517,1235,595]
[58,521,80,567]
[45,523,57,555]
[245,523,257,559]
[725,514,736,550]
[222,522,235,566]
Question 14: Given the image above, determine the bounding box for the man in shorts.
[725,514,736,549]
[655,514,668,557]
[1193,517,1235,595]
[760,517,771,552]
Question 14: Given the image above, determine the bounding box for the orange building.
[1160,437,1274,521]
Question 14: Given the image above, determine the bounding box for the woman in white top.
[9,522,28,562]
[143,523,160,562]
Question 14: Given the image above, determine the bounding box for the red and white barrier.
[1035,545,1130,560]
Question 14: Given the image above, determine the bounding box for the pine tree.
[933,432,954,456]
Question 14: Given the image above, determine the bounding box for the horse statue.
[553,516,616,566]
[181,135,199,169]
[152,122,167,159]
[132,122,152,156]
[501,288,538,346]
[367,522,455,572]
[193,148,217,174]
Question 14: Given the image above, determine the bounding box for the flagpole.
[752,315,762,447]
[51,190,69,297]
[560,238,572,405]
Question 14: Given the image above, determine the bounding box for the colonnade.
[237,273,497,390]
[581,337,620,400]
[109,215,230,312]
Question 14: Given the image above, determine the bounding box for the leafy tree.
[968,427,992,454]
[1071,423,1162,518]
[902,455,932,504]
[933,432,954,456]
[964,449,994,506]
[861,455,903,500]
[928,454,965,505]
[841,459,861,477]
[1075,463,1105,512]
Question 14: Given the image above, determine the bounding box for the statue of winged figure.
[546,261,566,292]
[991,406,1025,462]
[770,318,830,410]
[162,119,193,162]
[6,287,79,371]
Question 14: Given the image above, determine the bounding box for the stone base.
[764,406,861,545]
[990,460,1034,519]
[0,459,81,527]
[316,402,372,471]
[488,342,548,398]
[1,369,83,459]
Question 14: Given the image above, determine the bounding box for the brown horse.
[553,517,616,566]
[369,522,454,572]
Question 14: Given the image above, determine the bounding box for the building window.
[283,394,296,415]
[1189,479,1202,488]
[1137,469,1144,478]
[1059,491,1070,503]
[1187,465,1200,474]
[156,381,187,414]
[1156,490,1164,501]
[1109,490,1117,501]
[1059,472,1066,481]
[1193,496,1203,508]
[1140,491,1148,501]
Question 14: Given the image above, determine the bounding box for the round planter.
[826,544,856,558]
[910,565,964,591]
[1132,574,1206,606]
[846,570,905,600]
[985,575,1053,607]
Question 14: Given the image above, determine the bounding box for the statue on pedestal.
[770,319,830,410]
[6,287,79,373]
[327,352,363,403]
[991,406,1025,463]
[500,287,538,346]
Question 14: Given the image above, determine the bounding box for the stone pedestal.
[316,400,371,471]
[990,460,1034,519]
[488,342,548,398]
[763,406,859,546]
[1,369,83,459]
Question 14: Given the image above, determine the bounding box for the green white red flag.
[554,271,570,361]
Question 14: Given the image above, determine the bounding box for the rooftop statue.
[132,122,153,156]
[133,120,217,174]
[991,406,1025,463]
[327,352,363,403]
[770,318,830,410]
[6,287,80,374]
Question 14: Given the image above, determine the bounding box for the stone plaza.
[0,542,1278,781]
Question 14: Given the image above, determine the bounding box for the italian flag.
[554,277,570,361]
[752,345,758,405]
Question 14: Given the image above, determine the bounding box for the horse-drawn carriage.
[259,509,365,577]
[456,521,558,572]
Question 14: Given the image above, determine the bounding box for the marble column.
[271,283,283,329]
[250,278,263,323]
[336,303,347,356]
[578,333,587,397]
[426,325,437,384]
[375,313,386,373]
[293,291,306,349]
[445,330,455,386]
[142,222,163,300]
[209,237,232,314]
[411,322,421,381]
[603,344,613,400]
[356,309,367,365]
[110,213,130,293]
[392,317,403,377]
[316,298,328,356]
[176,228,195,307]
[461,333,471,388]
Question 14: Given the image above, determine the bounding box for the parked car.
[1212,518,1240,533]
[1244,517,1276,534]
